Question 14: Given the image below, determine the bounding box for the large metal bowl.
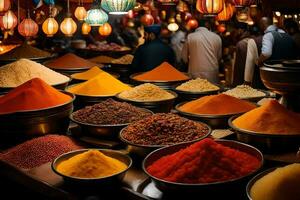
[143,139,263,194]
[228,116,300,153]
[70,108,153,139]
[130,72,191,90]
[119,121,211,157]
[116,91,178,113]
[175,102,255,129]
[246,167,276,200]
[0,91,75,148]
[52,149,132,186]
[173,86,221,103]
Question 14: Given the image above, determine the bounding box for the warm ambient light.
[141,13,154,26]
[216,2,235,21]
[42,17,59,37]
[167,22,179,32]
[0,10,17,30]
[0,0,10,12]
[101,0,136,15]
[232,0,256,7]
[98,22,112,36]
[196,0,225,16]
[81,22,91,35]
[186,18,199,30]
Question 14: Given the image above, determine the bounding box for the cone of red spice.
[146,138,261,184]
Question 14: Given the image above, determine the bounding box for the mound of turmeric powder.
[178,94,256,115]
[233,100,300,134]
[56,150,127,178]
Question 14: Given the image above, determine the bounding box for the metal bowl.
[0,91,75,148]
[70,108,153,138]
[52,149,132,186]
[228,116,300,153]
[246,168,276,200]
[0,53,57,65]
[119,121,211,157]
[143,139,263,194]
[130,72,191,90]
[0,77,71,95]
[116,91,178,113]
[173,86,221,103]
[175,102,256,129]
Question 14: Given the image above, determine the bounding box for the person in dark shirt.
[131,24,175,73]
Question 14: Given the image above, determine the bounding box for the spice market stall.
[0,0,300,199]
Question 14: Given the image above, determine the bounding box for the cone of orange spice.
[133,62,189,81]
[178,94,256,115]
[0,78,72,114]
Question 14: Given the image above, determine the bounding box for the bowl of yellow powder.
[52,149,132,185]
[247,164,300,200]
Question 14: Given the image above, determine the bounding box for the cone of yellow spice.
[71,66,105,81]
[67,72,131,96]
[233,100,300,134]
[56,150,127,178]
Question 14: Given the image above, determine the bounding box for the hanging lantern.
[0,0,10,13]
[236,8,248,22]
[0,10,17,30]
[167,22,179,32]
[98,22,112,36]
[141,13,154,26]
[216,3,234,21]
[85,8,108,26]
[42,17,58,37]
[176,1,189,13]
[196,0,224,16]
[18,15,39,38]
[217,23,226,33]
[101,0,136,15]
[176,13,182,23]
[233,0,255,8]
[158,0,179,6]
[74,6,87,21]
[60,16,77,37]
[81,22,91,35]
[186,18,199,30]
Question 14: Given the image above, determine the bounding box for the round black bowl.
[0,91,75,148]
[143,139,263,194]
[173,86,221,103]
[130,72,191,90]
[70,108,153,139]
[119,121,211,157]
[116,90,178,113]
[228,116,300,153]
[175,102,256,129]
[52,149,132,186]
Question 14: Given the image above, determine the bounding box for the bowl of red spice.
[119,113,211,157]
[175,94,257,128]
[228,100,300,153]
[0,78,75,148]
[143,138,263,195]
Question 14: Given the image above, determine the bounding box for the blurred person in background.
[284,18,300,58]
[131,24,175,73]
[182,19,222,83]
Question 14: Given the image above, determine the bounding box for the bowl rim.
[0,52,57,62]
[130,72,191,83]
[172,80,222,94]
[0,91,75,115]
[44,59,101,70]
[228,115,300,137]
[116,90,178,103]
[222,87,269,100]
[175,101,257,118]
[246,167,277,200]
[118,121,212,148]
[51,148,132,181]
[142,139,264,186]
[70,107,154,127]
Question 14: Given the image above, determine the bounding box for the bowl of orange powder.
[175,94,257,128]
[228,100,300,153]
[0,78,75,147]
[143,138,263,196]
[130,62,191,90]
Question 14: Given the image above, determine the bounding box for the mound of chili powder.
[147,138,261,184]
